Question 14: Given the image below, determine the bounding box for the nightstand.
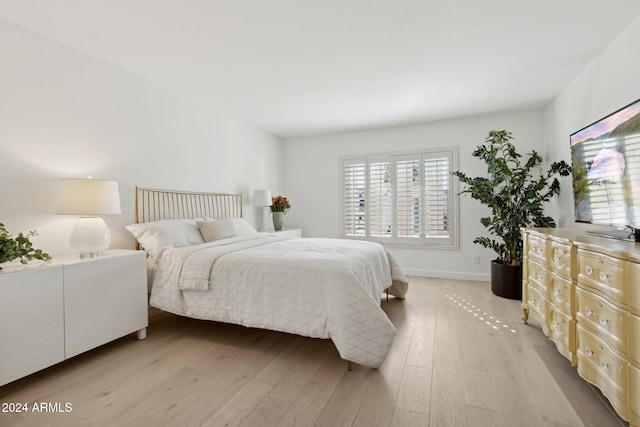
[269,228,302,238]
[0,249,148,386]
[60,250,148,358]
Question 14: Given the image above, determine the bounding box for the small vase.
[272,212,285,231]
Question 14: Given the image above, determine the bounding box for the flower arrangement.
[271,195,291,214]
[0,223,51,269]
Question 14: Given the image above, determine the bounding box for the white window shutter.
[341,147,458,248]
[369,157,392,240]
[395,155,421,241]
[343,159,366,237]
[423,152,452,243]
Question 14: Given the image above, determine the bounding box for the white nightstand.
[268,228,302,238]
[0,249,148,386]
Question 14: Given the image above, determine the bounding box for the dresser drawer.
[527,233,547,264]
[630,364,640,424]
[525,284,547,333]
[549,240,572,279]
[628,261,640,315]
[576,325,628,417]
[576,286,627,356]
[549,273,573,316]
[526,259,549,296]
[629,313,640,366]
[577,249,626,305]
[548,305,575,362]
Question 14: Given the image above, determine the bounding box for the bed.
[128,187,408,368]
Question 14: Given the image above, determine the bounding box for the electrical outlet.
[472,255,480,264]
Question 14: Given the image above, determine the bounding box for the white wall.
[284,14,640,282]
[5,9,637,275]
[545,15,640,229]
[0,18,283,257]
[283,110,553,281]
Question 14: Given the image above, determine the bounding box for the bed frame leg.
[347,361,352,371]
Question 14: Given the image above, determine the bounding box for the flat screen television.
[570,97,640,241]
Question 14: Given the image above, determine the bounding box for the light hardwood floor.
[0,277,628,427]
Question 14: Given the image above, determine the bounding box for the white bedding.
[149,234,408,368]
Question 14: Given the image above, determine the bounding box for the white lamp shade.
[69,217,111,255]
[253,189,272,207]
[56,178,121,215]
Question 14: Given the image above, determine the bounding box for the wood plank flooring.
[0,277,628,426]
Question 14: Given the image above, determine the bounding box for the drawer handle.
[585,347,593,357]
[599,317,608,326]
[599,272,608,281]
[600,361,608,370]
[585,307,592,316]
[551,320,559,329]
[554,255,559,262]
[585,266,593,275]
[553,288,560,296]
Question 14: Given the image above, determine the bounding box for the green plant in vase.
[452,130,571,298]
[0,223,51,270]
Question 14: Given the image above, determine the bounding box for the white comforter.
[149,234,408,368]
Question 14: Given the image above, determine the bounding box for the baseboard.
[402,268,490,282]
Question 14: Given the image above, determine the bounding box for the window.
[341,147,458,248]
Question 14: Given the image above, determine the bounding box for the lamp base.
[69,217,111,258]
[78,251,105,260]
[258,206,270,232]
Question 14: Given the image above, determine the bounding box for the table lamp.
[253,188,272,232]
[56,178,121,258]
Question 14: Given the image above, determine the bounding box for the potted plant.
[452,130,571,299]
[0,223,51,270]
[270,195,291,231]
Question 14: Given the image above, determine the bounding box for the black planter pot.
[490,260,523,300]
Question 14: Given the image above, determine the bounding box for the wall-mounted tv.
[570,97,640,241]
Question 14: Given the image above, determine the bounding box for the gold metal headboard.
[135,187,243,224]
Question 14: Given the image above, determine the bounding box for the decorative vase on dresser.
[272,212,285,231]
[522,228,640,426]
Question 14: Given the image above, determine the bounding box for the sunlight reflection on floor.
[445,293,517,333]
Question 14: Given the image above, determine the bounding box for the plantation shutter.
[341,147,457,248]
[369,157,392,240]
[396,154,421,241]
[424,151,452,243]
[343,158,366,237]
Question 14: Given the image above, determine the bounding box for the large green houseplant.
[0,223,51,270]
[452,130,571,299]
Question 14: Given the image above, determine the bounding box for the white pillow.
[196,218,257,242]
[125,219,205,258]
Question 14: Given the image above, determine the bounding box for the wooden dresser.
[522,228,639,426]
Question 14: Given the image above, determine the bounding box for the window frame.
[340,146,459,249]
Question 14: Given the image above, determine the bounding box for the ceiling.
[1,1,640,139]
